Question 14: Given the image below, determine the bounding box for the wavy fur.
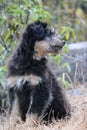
[7,21,71,123]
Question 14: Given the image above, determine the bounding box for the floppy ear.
[35,20,47,28]
[22,25,33,40]
[41,22,47,28]
[31,24,45,39]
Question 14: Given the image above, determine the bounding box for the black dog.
[7,21,71,124]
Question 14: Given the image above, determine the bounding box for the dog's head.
[22,21,65,59]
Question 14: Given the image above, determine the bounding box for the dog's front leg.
[26,85,52,126]
[8,88,24,129]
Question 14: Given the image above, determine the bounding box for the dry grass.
[0,87,87,130]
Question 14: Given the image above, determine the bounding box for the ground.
[0,86,87,130]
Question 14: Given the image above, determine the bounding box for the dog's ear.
[41,22,47,28]
[31,24,45,39]
[35,20,47,28]
[22,21,48,40]
[22,24,33,40]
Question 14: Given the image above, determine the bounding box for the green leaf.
[62,62,68,68]
[0,66,7,88]
[54,54,61,64]
[64,45,69,54]
[66,32,70,40]
[4,30,11,42]
[72,30,76,41]
[0,44,3,52]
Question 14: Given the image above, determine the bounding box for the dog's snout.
[53,39,65,47]
[47,35,65,47]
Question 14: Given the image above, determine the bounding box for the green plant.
[0,0,51,110]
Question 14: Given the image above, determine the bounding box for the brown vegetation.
[0,87,87,130]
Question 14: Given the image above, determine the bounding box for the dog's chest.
[7,74,43,89]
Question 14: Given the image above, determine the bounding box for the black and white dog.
[7,21,71,124]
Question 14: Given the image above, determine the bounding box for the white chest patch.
[7,74,42,88]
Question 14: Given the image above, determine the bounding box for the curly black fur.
[7,21,71,123]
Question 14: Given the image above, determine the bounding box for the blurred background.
[0,0,87,113]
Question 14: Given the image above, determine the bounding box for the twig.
[25,10,29,24]
[63,73,74,89]
[72,0,79,28]
[61,54,82,62]
[0,35,10,52]
[0,89,8,94]
[72,101,87,109]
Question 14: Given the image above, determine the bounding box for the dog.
[7,21,71,125]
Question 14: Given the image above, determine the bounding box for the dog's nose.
[62,41,65,46]
[56,40,65,47]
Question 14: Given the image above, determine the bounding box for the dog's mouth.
[44,35,65,54]
[48,45,64,55]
